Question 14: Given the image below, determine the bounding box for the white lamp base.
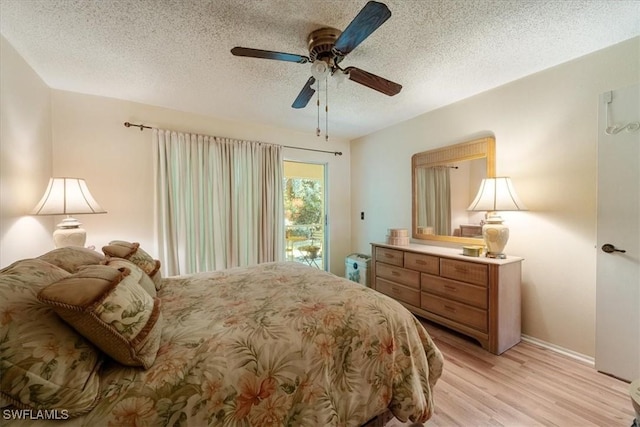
[53,217,87,248]
[482,214,509,259]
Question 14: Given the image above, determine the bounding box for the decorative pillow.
[37,246,104,273]
[0,259,102,416]
[102,240,162,289]
[38,265,163,369]
[101,257,156,297]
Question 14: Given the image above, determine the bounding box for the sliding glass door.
[283,161,326,270]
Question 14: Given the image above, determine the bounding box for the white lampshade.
[32,177,106,248]
[467,177,526,258]
[467,177,527,212]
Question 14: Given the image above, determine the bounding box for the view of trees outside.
[283,167,325,269]
[284,178,323,236]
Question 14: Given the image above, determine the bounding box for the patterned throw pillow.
[102,257,156,297]
[38,265,163,369]
[0,259,102,416]
[37,246,104,273]
[102,240,162,289]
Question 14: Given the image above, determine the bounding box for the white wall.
[351,37,640,357]
[0,35,54,266]
[50,91,352,276]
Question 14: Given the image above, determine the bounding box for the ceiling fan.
[231,1,402,109]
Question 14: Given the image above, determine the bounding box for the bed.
[0,243,443,426]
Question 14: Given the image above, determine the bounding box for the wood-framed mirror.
[412,136,496,245]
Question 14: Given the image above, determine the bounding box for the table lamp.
[467,177,527,258]
[31,177,106,248]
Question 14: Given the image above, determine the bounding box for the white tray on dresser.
[371,243,523,355]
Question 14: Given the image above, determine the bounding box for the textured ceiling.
[1,0,639,140]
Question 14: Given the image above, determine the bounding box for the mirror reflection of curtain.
[417,167,451,235]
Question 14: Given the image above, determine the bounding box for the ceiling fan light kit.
[310,60,330,80]
[231,1,401,140]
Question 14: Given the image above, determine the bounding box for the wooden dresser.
[371,243,523,355]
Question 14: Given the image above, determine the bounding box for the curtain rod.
[124,122,342,156]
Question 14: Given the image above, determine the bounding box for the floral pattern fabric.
[3,261,443,426]
[37,265,163,369]
[80,261,443,427]
[102,257,157,297]
[103,241,162,289]
[0,259,102,416]
[36,247,104,273]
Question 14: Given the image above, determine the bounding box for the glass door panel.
[283,161,326,270]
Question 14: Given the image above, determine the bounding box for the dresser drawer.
[421,293,487,332]
[376,262,420,289]
[372,242,522,355]
[404,252,439,274]
[375,247,404,267]
[377,278,420,306]
[440,259,488,287]
[421,274,487,309]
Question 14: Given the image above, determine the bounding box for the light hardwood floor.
[387,319,636,427]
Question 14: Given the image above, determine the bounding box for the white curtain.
[417,166,451,235]
[153,129,284,276]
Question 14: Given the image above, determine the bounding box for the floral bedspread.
[51,262,443,426]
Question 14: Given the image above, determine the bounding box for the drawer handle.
[384,253,393,258]
[391,286,400,293]
[443,284,458,292]
[415,259,427,265]
[454,266,469,273]
[391,271,400,276]
[444,305,457,312]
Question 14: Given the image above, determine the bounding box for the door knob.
[601,243,626,254]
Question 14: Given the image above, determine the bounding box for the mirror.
[412,136,496,244]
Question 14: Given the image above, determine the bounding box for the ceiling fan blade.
[333,1,391,56]
[345,67,402,96]
[292,77,317,108]
[231,47,309,64]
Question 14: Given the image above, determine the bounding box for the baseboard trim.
[521,334,595,367]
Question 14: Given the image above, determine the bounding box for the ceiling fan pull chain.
[325,104,329,141]
[316,92,321,137]
[325,75,329,141]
